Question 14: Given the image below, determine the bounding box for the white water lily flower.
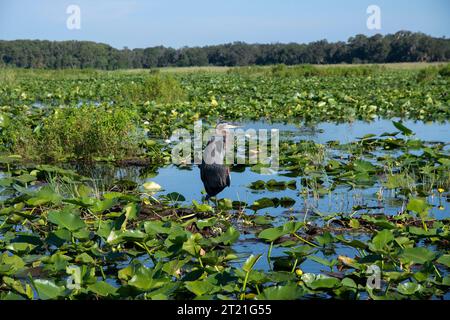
[367,105,378,113]
[143,181,162,192]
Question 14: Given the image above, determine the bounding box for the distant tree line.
[0,31,449,69]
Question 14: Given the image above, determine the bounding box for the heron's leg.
[204,196,218,209]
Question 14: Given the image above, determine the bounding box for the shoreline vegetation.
[1,31,449,70]
[1,61,449,76]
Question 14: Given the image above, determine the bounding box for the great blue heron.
[199,123,238,200]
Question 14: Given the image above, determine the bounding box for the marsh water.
[59,119,450,274]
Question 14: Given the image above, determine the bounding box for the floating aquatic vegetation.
[0,68,449,300]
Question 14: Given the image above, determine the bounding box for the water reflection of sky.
[239,119,450,144]
[62,119,450,224]
[119,119,450,219]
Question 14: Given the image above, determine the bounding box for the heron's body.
[199,122,236,200]
[199,162,230,200]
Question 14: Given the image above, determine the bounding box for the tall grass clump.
[416,66,439,82]
[416,63,450,82]
[438,63,450,77]
[119,74,186,103]
[228,64,386,78]
[0,68,18,87]
[2,106,144,162]
[39,106,143,161]
[0,112,37,158]
[270,64,319,77]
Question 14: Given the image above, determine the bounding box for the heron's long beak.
[223,124,240,129]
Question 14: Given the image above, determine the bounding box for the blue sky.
[0,0,449,48]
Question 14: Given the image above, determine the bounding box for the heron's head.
[215,122,239,136]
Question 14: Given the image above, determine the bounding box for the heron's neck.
[203,135,226,165]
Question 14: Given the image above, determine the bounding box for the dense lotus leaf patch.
[0,149,447,300]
